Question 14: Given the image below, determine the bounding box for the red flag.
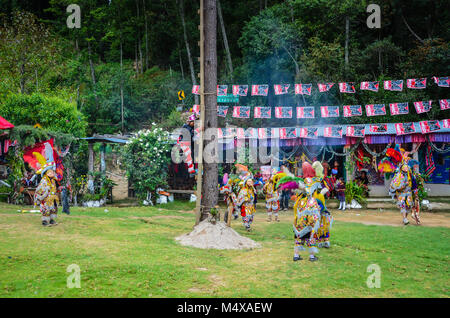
[406,78,427,89]
[395,122,416,135]
[275,107,293,118]
[419,120,441,133]
[280,128,298,139]
[346,125,365,137]
[217,128,223,139]
[383,80,403,91]
[433,76,450,87]
[299,127,318,139]
[251,84,269,96]
[360,81,379,92]
[192,85,200,95]
[414,101,432,114]
[274,84,290,95]
[232,106,251,118]
[389,102,409,115]
[324,126,343,138]
[296,107,315,118]
[23,139,58,172]
[217,85,228,96]
[192,104,200,114]
[294,84,312,95]
[366,104,386,116]
[318,83,334,92]
[343,105,362,117]
[369,124,388,133]
[232,85,248,96]
[254,107,272,118]
[440,99,450,110]
[339,82,355,93]
[320,106,339,118]
[443,119,450,129]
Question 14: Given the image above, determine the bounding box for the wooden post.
[195,0,205,225]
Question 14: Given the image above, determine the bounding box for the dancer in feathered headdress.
[383,145,420,225]
[236,174,256,231]
[262,170,282,222]
[219,176,240,224]
[33,142,60,226]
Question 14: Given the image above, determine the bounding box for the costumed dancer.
[219,176,239,224]
[312,161,333,249]
[379,145,419,225]
[33,144,59,226]
[262,173,281,222]
[336,177,346,210]
[236,175,256,231]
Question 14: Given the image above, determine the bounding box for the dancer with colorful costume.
[379,144,420,225]
[262,174,281,222]
[32,142,59,226]
[219,177,239,224]
[236,175,256,231]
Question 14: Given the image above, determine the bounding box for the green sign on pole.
[217,94,239,103]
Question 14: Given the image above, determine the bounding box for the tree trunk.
[200,0,218,221]
[178,0,199,104]
[345,16,349,71]
[178,43,185,80]
[19,63,25,94]
[87,42,99,113]
[120,41,125,132]
[217,0,233,80]
[143,0,149,70]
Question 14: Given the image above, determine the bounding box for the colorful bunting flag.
[297,107,315,119]
[232,106,251,118]
[419,120,441,134]
[251,84,269,96]
[275,107,293,118]
[320,106,340,118]
[365,104,386,116]
[443,119,450,129]
[217,105,228,117]
[425,144,435,177]
[414,101,432,114]
[406,78,427,89]
[389,102,409,115]
[339,82,356,93]
[254,107,272,118]
[299,127,318,139]
[232,85,248,96]
[192,85,200,95]
[360,81,379,92]
[217,128,223,139]
[324,126,343,138]
[369,124,388,133]
[343,105,362,117]
[217,85,228,96]
[384,80,403,91]
[439,99,450,110]
[236,128,245,139]
[274,84,290,95]
[280,127,298,139]
[258,128,269,139]
[395,122,416,135]
[433,76,450,87]
[294,84,312,95]
[318,83,334,92]
[192,104,200,114]
[346,125,365,137]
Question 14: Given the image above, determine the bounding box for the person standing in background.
[279,165,291,211]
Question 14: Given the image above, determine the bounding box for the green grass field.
[0,201,448,298]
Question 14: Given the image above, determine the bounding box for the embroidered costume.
[262,176,280,222]
[237,175,256,231]
[219,178,239,223]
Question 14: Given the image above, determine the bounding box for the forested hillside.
[0,0,449,136]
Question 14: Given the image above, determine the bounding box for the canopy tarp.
[0,116,14,129]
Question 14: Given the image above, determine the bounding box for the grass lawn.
[0,201,448,298]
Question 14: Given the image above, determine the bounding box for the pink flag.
[443,119,450,129]
[343,105,362,117]
[366,104,386,116]
[383,80,403,91]
[433,76,450,87]
[299,127,318,139]
[317,83,334,92]
[232,85,248,96]
[217,85,228,96]
[296,107,315,118]
[320,106,339,118]
[274,84,290,95]
[275,107,293,118]
[369,124,388,133]
[280,128,298,139]
[439,99,450,110]
[414,101,432,114]
[294,84,312,95]
[324,126,343,138]
[192,104,200,114]
[339,82,355,93]
[360,81,379,92]
[346,125,365,137]
[251,84,269,96]
[192,85,200,95]
[395,122,416,135]
[254,107,271,119]
[232,106,251,118]
[389,102,409,115]
[419,120,441,134]
[236,128,245,138]
[407,78,427,89]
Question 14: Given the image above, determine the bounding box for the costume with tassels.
[236,175,256,231]
[32,142,59,226]
[379,144,420,225]
[262,173,281,222]
[219,176,240,222]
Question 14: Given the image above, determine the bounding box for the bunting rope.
[361,141,393,158]
[427,135,450,153]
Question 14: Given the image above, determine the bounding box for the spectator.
[336,177,346,211]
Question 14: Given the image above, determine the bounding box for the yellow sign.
[34,123,42,129]
[178,90,185,100]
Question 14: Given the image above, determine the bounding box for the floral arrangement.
[121,124,172,201]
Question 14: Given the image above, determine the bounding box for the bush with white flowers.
[121,125,172,200]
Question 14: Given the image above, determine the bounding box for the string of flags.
[193,99,450,119]
[214,119,450,140]
[192,76,450,96]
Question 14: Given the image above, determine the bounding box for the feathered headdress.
[23,139,57,176]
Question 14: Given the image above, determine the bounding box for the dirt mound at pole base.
[176,220,261,250]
